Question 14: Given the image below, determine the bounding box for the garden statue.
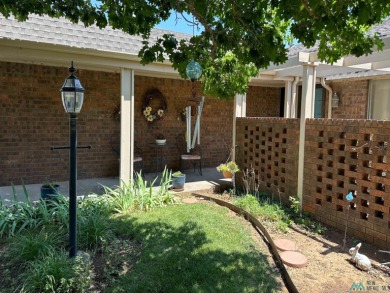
[349,243,372,271]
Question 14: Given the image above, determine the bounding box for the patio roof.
[0,14,189,78]
[2,14,390,85]
[260,19,390,81]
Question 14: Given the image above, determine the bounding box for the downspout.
[291,76,299,118]
[320,78,333,118]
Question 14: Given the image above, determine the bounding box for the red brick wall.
[236,117,300,202]
[327,80,369,119]
[0,62,121,185]
[304,119,390,248]
[246,86,281,117]
[0,62,234,185]
[133,76,233,172]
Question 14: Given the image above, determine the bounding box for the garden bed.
[193,190,390,293]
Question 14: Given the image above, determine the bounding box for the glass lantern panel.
[62,92,84,113]
[74,92,84,113]
[62,92,74,113]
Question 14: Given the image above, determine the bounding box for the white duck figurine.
[349,243,371,271]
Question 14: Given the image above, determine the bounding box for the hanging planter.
[222,171,233,178]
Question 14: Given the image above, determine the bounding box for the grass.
[0,175,281,292]
[107,203,280,293]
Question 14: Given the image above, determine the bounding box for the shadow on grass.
[107,214,281,293]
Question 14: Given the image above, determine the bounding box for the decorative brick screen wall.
[236,118,300,202]
[304,119,390,248]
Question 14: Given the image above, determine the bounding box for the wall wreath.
[142,88,167,123]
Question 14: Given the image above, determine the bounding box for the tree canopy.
[1,0,390,99]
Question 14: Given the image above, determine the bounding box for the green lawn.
[0,186,282,292]
[107,202,280,293]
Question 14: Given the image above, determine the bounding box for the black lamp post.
[60,62,85,258]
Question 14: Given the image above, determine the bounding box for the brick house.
[0,15,389,247]
[0,14,283,186]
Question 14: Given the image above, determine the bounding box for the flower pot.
[172,174,186,189]
[41,184,60,199]
[156,139,166,145]
[223,171,233,178]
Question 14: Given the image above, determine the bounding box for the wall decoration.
[142,88,167,123]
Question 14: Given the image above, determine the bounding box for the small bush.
[0,193,69,238]
[235,194,262,215]
[7,228,62,265]
[235,194,292,232]
[102,168,177,213]
[20,251,93,293]
[78,211,112,251]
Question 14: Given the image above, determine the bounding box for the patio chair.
[176,132,202,175]
[133,145,144,174]
[110,138,143,173]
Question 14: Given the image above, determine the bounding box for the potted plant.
[171,171,186,189]
[40,182,60,199]
[155,133,166,145]
[217,161,239,178]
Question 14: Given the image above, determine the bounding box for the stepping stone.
[274,238,298,251]
[280,251,308,268]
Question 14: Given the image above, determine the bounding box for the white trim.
[367,80,373,119]
[0,41,180,78]
[284,81,292,118]
[320,78,333,119]
[291,77,300,118]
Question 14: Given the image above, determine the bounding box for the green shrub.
[78,194,114,216]
[235,194,262,215]
[235,194,292,232]
[7,228,62,265]
[0,185,69,238]
[20,251,93,293]
[102,168,177,213]
[77,211,112,251]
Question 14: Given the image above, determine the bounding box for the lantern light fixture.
[60,62,85,114]
[332,92,340,108]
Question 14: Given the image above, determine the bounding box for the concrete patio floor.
[0,167,232,203]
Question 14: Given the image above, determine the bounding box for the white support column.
[284,81,292,118]
[291,76,299,118]
[297,64,316,210]
[232,93,247,161]
[120,68,135,185]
